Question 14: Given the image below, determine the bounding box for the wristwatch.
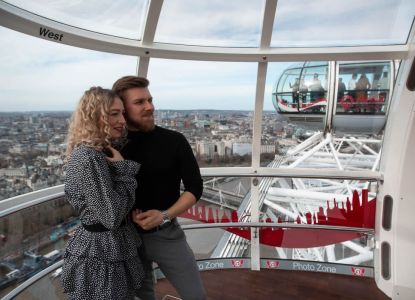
[161,210,171,225]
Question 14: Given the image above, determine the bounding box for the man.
[337,77,346,100]
[112,76,206,300]
[309,73,323,101]
[289,78,300,105]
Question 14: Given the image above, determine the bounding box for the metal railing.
[1,221,374,300]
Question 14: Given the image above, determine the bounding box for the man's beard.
[128,117,155,132]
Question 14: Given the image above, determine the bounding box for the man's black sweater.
[122,126,203,211]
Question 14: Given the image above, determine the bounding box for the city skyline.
[0,109,289,201]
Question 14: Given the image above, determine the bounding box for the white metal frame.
[1,1,415,298]
[0,1,408,62]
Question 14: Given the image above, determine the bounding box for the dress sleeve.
[177,134,203,200]
[66,147,140,230]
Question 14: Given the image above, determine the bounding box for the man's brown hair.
[112,76,150,101]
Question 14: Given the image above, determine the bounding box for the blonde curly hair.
[65,87,119,159]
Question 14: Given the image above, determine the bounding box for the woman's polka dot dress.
[61,145,144,300]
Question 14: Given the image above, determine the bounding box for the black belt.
[82,219,126,232]
[136,218,177,234]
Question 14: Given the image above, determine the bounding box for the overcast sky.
[0,0,413,111]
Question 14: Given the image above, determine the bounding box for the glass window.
[271,0,415,47]
[271,62,328,114]
[154,0,264,47]
[0,27,137,111]
[300,65,328,106]
[263,61,387,167]
[333,61,393,135]
[264,62,326,167]
[5,0,148,39]
[0,27,138,200]
[0,196,76,296]
[148,58,257,167]
[275,66,302,108]
[182,175,377,267]
[259,177,377,268]
[336,61,392,114]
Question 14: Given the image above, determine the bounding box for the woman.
[61,87,143,299]
[356,73,371,100]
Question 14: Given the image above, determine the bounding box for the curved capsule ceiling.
[1,0,414,61]
[3,0,149,39]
